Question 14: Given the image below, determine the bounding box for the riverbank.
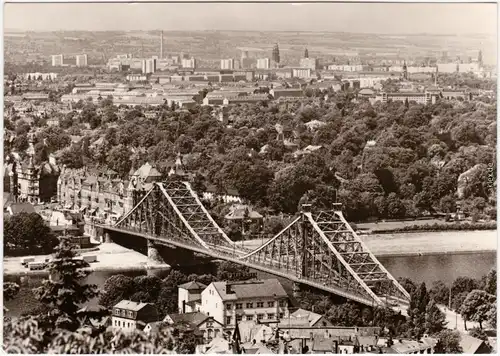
[356,219,496,234]
[365,230,496,257]
[237,229,496,257]
[3,243,171,278]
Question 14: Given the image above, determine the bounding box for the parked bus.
[28,262,46,271]
[21,257,35,267]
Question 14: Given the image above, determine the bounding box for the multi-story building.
[142,58,157,74]
[4,133,60,204]
[327,64,363,72]
[51,54,64,67]
[299,58,318,70]
[181,57,196,69]
[374,90,440,105]
[178,281,206,313]
[200,279,290,329]
[220,59,235,70]
[270,88,304,99]
[57,162,163,226]
[112,300,158,332]
[75,54,88,67]
[24,73,58,80]
[257,58,270,69]
[292,68,312,79]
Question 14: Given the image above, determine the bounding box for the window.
[226,303,232,310]
[256,302,264,308]
[257,314,264,320]
[279,300,286,307]
[267,301,274,307]
[268,313,275,320]
[236,303,242,309]
[236,315,243,322]
[279,313,284,319]
[246,315,253,321]
[226,316,232,324]
[246,303,253,308]
[118,320,121,327]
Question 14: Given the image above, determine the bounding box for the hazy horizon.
[4,2,497,36]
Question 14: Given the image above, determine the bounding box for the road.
[437,304,479,333]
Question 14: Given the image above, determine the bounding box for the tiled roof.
[165,312,210,328]
[460,334,485,354]
[290,308,324,326]
[211,279,287,301]
[8,203,36,215]
[113,299,152,312]
[178,281,207,291]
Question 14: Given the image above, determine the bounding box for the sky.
[3,2,497,35]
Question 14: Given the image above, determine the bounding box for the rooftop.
[211,279,288,301]
[113,299,152,312]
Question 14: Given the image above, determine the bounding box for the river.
[4,250,495,318]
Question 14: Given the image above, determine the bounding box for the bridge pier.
[147,240,166,264]
[292,282,302,298]
[104,231,112,244]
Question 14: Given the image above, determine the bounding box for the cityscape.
[2,2,497,354]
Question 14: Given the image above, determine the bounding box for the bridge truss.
[109,181,410,308]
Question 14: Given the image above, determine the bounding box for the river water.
[5,251,495,318]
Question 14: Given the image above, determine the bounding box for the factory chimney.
[160,31,164,59]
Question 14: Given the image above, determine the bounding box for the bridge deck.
[99,224,400,308]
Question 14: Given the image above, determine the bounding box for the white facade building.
[220,59,235,70]
[75,54,88,67]
[181,57,196,68]
[257,58,270,69]
[200,279,290,329]
[51,54,64,67]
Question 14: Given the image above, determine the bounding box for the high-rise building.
[142,58,157,74]
[220,58,235,70]
[241,50,249,59]
[257,58,270,69]
[75,54,88,67]
[181,57,196,68]
[272,43,280,64]
[51,54,64,67]
[304,48,309,58]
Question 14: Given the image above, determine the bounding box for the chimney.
[160,31,164,59]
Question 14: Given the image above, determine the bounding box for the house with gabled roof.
[163,311,224,341]
[111,299,158,332]
[200,279,290,329]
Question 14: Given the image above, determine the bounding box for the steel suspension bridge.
[96,180,410,310]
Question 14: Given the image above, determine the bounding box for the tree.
[4,212,59,256]
[4,282,20,313]
[451,277,479,296]
[107,144,133,178]
[216,261,254,281]
[434,330,463,354]
[99,274,136,308]
[459,289,496,329]
[424,300,446,335]
[481,268,496,295]
[468,328,489,342]
[34,238,99,331]
[429,280,450,305]
[3,318,175,353]
[325,302,362,326]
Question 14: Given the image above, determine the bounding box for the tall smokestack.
[160,31,164,59]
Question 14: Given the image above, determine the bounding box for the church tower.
[26,133,39,204]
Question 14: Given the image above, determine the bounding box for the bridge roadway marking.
[99,224,395,308]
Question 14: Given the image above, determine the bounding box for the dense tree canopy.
[4,212,59,256]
